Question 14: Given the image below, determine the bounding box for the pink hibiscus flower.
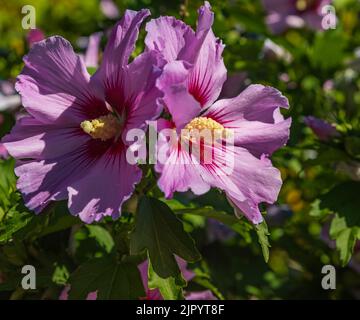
[262,0,332,34]
[2,10,163,223]
[145,2,291,224]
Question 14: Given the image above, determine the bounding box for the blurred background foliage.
[0,0,360,300]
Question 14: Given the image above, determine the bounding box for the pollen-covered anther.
[80,114,121,141]
[183,117,233,141]
[184,117,224,131]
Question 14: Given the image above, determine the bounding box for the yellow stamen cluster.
[182,116,232,142]
[80,114,121,141]
[184,117,224,131]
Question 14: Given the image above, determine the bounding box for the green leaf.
[173,202,269,262]
[335,228,357,265]
[255,221,271,263]
[321,182,360,265]
[130,196,201,278]
[13,201,79,241]
[320,181,360,227]
[309,199,330,218]
[52,264,70,285]
[148,260,185,300]
[0,209,33,244]
[192,277,225,300]
[86,66,97,75]
[86,225,115,253]
[173,204,253,244]
[345,136,360,158]
[68,257,144,299]
[309,30,347,70]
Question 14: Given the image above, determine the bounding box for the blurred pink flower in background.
[207,219,235,243]
[304,116,339,141]
[26,28,45,47]
[84,32,103,68]
[59,285,98,300]
[262,39,293,63]
[262,0,332,34]
[0,80,21,112]
[100,0,119,19]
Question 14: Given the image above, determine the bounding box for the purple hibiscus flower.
[2,10,163,223]
[262,0,332,34]
[146,2,291,224]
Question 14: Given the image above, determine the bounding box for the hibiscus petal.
[156,60,201,129]
[67,149,142,223]
[145,16,192,62]
[199,145,282,224]
[203,84,290,157]
[84,32,102,68]
[2,116,89,160]
[186,290,217,300]
[180,2,226,108]
[94,9,150,96]
[205,84,289,124]
[121,51,164,137]
[16,36,105,125]
[13,139,110,214]
[187,29,227,108]
[178,1,214,64]
[156,134,210,198]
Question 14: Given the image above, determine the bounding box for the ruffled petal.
[67,149,141,223]
[16,36,105,125]
[121,51,164,137]
[223,118,291,157]
[145,16,192,62]
[187,29,227,108]
[84,32,102,68]
[155,132,210,198]
[180,2,226,108]
[178,1,214,64]
[93,9,150,96]
[205,84,289,123]
[198,145,282,224]
[2,116,88,160]
[156,60,201,129]
[204,84,290,156]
